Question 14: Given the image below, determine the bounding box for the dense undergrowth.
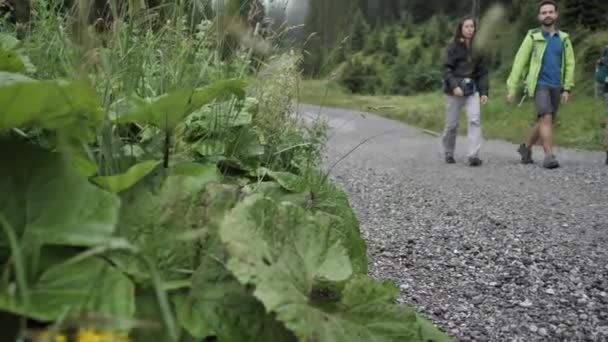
[0,2,450,341]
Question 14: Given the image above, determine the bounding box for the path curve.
[299,103,608,341]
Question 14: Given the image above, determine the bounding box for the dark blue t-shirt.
[537,30,563,88]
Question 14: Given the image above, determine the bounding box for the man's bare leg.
[517,121,540,164]
[538,113,554,156]
[537,112,559,168]
[527,122,541,148]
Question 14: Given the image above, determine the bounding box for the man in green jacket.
[506,0,575,169]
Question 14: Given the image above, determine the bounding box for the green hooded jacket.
[506,28,576,96]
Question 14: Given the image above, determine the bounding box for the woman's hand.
[453,87,464,96]
[480,95,488,105]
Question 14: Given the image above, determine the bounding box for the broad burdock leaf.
[220,195,451,341]
[92,160,162,193]
[173,255,295,341]
[0,33,36,74]
[115,79,247,130]
[0,139,120,246]
[0,72,103,143]
[0,257,134,322]
[0,140,133,323]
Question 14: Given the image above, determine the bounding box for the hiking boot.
[517,143,533,164]
[543,154,560,169]
[445,155,455,164]
[468,157,482,167]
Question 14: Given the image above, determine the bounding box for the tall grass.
[9,0,326,174]
[0,1,346,340]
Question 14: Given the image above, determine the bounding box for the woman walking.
[441,16,489,166]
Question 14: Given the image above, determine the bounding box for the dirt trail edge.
[299,103,608,341]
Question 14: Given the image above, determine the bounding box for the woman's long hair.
[451,15,479,62]
[452,15,478,46]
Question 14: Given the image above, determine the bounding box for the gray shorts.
[535,84,561,118]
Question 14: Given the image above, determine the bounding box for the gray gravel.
[299,103,608,341]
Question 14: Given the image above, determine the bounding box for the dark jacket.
[442,41,489,96]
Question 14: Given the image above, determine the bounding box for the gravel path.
[299,103,608,342]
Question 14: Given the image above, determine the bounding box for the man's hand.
[480,95,488,105]
[561,91,570,103]
[453,87,464,97]
[506,93,515,103]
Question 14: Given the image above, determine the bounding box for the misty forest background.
[288,0,608,97]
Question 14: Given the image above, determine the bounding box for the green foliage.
[0,33,35,73]
[389,60,442,95]
[384,29,399,57]
[91,160,162,193]
[561,0,608,31]
[350,10,369,52]
[0,139,133,323]
[0,139,121,247]
[0,4,450,342]
[115,79,248,131]
[408,44,423,65]
[173,257,295,341]
[0,72,102,143]
[400,11,414,33]
[0,256,135,322]
[220,196,450,342]
[339,57,383,94]
[572,31,608,87]
[364,30,383,55]
[302,34,324,77]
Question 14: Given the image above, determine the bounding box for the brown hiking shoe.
[517,143,533,164]
[543,154,560,169]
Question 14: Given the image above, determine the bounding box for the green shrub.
[339,57,383,94]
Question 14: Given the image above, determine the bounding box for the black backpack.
[594,46,608,84]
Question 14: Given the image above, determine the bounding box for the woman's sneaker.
[468,157,482,167]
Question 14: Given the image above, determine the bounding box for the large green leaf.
[0,72,102,142]
[0,139,120,246]
[0,48,27,73]
[174,254,295,341]
[220,196,448,341]
[115,79,247,130]
[195,139,226,157]
[0,33,35,74]
[255,167,304,192]
[0,33,19,50]
[241,181,309,207]
[0,257,134,322]
[108,163,225,282]
[307,175,368,275]
[160,162,220,202]
[187,100,254,132]
[340,275,452,342]
[91,160,162,193]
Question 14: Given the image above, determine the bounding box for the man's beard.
[541,18,554,27]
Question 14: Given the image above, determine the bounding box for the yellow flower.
[35,331,67,342]
[77,328,130,342]
[38,328,129,342]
